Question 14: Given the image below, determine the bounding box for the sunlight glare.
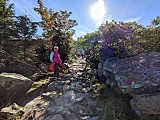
[90,0,106,22]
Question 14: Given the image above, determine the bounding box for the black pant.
[54,63,60,78]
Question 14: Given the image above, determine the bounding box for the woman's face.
[54,48,58,51]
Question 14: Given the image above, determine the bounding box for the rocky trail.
[1,58,102,120]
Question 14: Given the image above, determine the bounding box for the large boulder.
[99,52,160,115]
[101,52,160,95]
[130,93,160,116]
[0,50,40,80]
[0,72,33,104]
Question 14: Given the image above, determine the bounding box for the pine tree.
[0,0,16,47]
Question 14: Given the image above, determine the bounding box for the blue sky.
[9,0,160,40]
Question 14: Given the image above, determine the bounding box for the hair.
[54,46,59,50]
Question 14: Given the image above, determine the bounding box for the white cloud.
[79,31,86,36]
[73,31,86,40]
[124,16,143,23]
[72,35,77,40]
[10,0,40,21]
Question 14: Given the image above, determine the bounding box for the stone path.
[1,58,102,120]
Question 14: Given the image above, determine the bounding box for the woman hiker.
[50,46,62,80]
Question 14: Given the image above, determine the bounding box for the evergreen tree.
[13,14,38,61]
[0,0,17,47]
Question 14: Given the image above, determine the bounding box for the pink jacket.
[53,51,61,63]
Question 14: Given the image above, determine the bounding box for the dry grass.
[27,79,47,94]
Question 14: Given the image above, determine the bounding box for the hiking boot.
[51,77,57,80]
[56,78,61,80]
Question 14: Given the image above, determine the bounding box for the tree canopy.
[76,16,160,62]
[34,0,78,62]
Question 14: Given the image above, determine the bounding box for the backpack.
[49,62,55,72]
